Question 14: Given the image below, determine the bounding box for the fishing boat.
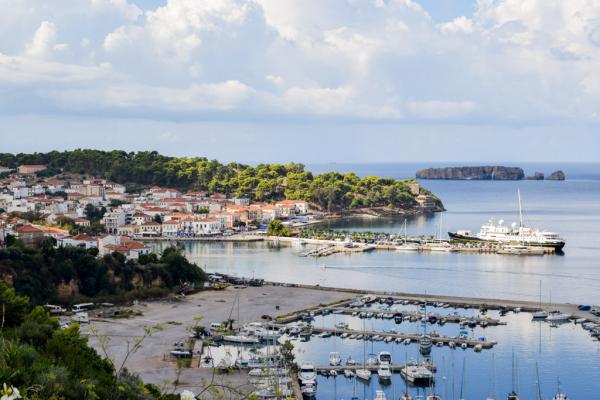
[329,351,342,366]
[449,190,566,250]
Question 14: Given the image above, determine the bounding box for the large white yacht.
[449,190,565,251]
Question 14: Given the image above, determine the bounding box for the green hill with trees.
[0,150,442,212]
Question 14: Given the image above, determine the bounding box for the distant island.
[416,166,566,181]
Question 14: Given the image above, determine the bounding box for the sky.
[1,0,599,163]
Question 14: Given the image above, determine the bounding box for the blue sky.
[1,0,599,162]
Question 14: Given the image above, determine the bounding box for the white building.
[101,209,127,233]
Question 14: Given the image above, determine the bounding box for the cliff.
[416,166,525,180]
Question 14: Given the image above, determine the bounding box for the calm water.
[152,162,600,398]
[153,163,600,304]
[290,304,600,400]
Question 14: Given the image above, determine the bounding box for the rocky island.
[416,166,525,180]
[416,166,566,181]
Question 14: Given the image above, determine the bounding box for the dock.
[309,327,496,349]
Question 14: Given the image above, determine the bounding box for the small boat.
[222,335,260,344]
[329,352,342,366]
[401,364,434,386]
[419,335,433,355]
[384,336,393,343]
[474,344,483,352]
[507,391,519,400]
[374,390,387,400]
[547,310,571,322]
[427,394,442,400]
[301,382,317,398]
[356,368,371,382]
[344,369,355,378]
[330,370,338,377]
[449,341,456,349]
[552,378,568,400]
[341,333,350,339]
[299,363,317,382]
[378,351,392,364]
[401,395,413,400]
[395,337,403,344]
[403,338,411,345]
[367,354,379,366]
[335,322,349,329]
[378,364,392,381]
[461,343,468,350]
[435,341,443,347]
[318,331,332,338]
[346,356,357,365]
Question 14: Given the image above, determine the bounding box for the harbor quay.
[78,281,600,398]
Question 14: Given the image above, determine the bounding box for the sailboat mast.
[518,189,523,228]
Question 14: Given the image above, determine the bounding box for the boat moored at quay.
[448,190,566,251]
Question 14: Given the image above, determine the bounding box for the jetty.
[309,327,496,349]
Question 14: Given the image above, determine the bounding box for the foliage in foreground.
[0,241,206,305]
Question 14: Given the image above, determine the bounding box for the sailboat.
[400,352,413,400]
[552,378,568,400]
[507,353,519,400]
[356,319,371,382]
[397,219,419,252]
[420,302,433,355]
[532,281,548,320]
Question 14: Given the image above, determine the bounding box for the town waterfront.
[151,163,600,305]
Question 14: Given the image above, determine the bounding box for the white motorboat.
[335,321,349,329]
[377,363,392,381]
[366,354,379,366]
[300,382,317,398]
[426,395,442,400]
[401,364,434,385]
[346,355,357,365]
[400,395,413,400]
[222,335,260,344]
[419,335,433,355]
[374,390,387,400]
[378,351,392,364]
[299,363,317,382]
[356,368,371,382]
[344,369,355,378]
[403,338,411,345]
[532,310,548,319]
[547,310,571,322]
[329,351,342,366]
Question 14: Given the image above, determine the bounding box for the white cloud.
[0,0,599,125]
[25,21,58,58]
[439,16,474,34]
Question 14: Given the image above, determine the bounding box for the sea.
[151,162,600,399]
